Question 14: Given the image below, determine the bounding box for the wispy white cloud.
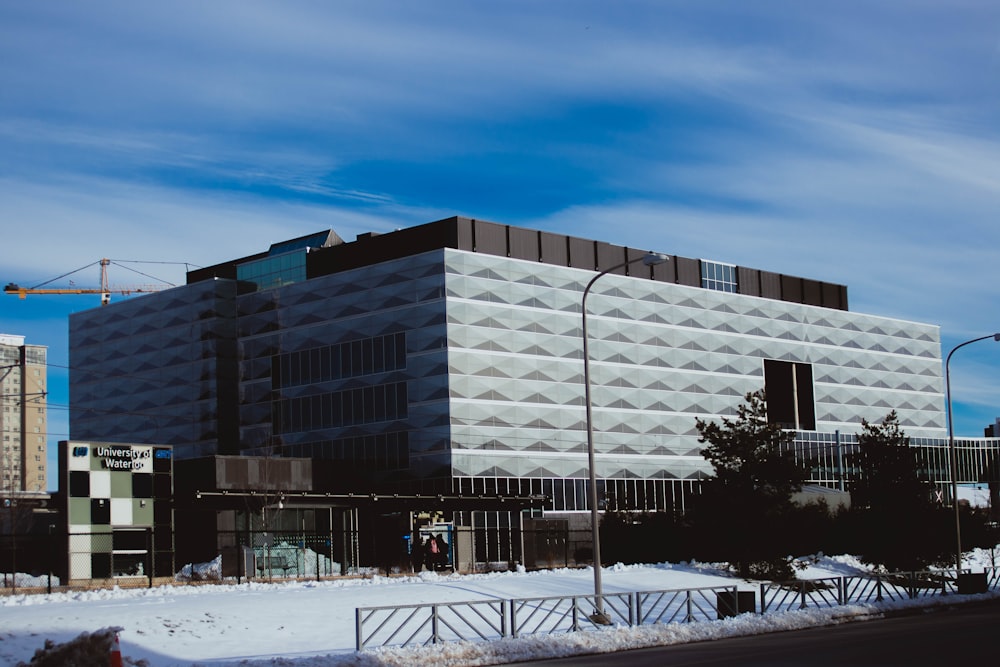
[0,175,422,284]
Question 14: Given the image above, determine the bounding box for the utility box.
[958,572,988,595]
[717,591,756,618]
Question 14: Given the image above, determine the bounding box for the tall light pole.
[582,251,668,623]
[945,333,1000,578]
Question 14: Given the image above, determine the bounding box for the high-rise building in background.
[0,334,47,494]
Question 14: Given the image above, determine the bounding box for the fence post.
[48,526,55,594]
[147,527,154,588]
[572,596,580,631]
[686,590,694,623]
[11,533,17,595]
[432,604,440,644]
[511,599,519,638]
[500,600,508,638]
[759,583,766,614]
[800,581,807,609]
[355,607,363,651]
[45,532,52,594]
[876,574,883,602]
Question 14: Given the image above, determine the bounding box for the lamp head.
[994,333,1000,342]
[642,252,669,267]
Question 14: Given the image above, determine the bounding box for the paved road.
[513,598,1000,666]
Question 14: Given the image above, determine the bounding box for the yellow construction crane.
[4,258,189,305]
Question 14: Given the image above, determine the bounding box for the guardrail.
[356,569,998,651]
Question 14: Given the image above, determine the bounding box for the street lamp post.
[945,333,1000,579]
[582,251,668,623]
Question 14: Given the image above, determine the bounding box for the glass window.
[340,344,352,378]
[236,250,307,291]
[320,347,331,382]
[351,341,363,375]
[331,391,343,426]
[373,337,385,373]
[700,260,739,292]
[362,339,374,375]
[310,395,323,429]
[362,387,375,423]
[310,349,322,383]
[395,333,407,369]
[764,359,816,430]
[395,383,408,418]
[330,344,341,378]
[374,385,387,422]
[320,393,333,429]
[384,382,396,417]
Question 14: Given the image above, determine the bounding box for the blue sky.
[2,2,999,487]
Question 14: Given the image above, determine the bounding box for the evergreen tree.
[692,390,809,579]
[847,411,950,571]
[851,411,928,511]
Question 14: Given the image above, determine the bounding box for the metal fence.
[0,533,59,594]
[66,529,174,589]
[358,585,741,650]
[759,570,961,612]
[3,528,177,591]
[1,528,352,591]
[356,599,510,649]
[356,569,999,651]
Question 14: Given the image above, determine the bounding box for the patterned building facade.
[67,217,963,520]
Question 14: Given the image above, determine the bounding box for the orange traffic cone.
[109,631,123,667]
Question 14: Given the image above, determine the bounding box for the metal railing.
[357,585,738,650]
[356,599,509,649]
[637,585,740,625]
[357,569,999,651]
[759,570,959,613]
[511,592,635,637]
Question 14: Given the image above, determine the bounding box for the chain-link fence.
[67,528,173,589]
[0,533,59,593]
[3,523,637,592]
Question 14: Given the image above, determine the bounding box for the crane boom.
[5,258,175,305]
[4,285,163,300]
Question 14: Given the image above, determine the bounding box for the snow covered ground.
[2,549,999,667]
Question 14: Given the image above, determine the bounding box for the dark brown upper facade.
[188,216,848,311]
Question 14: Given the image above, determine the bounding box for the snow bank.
[13,626,145,667]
